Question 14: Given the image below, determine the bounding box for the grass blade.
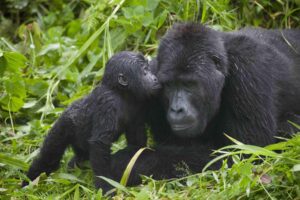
[120,147,148,186]
[0,153,28,170]
[98,176,129,194]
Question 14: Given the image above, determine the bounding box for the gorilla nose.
[169,106,186,121]
[170,106,184,114]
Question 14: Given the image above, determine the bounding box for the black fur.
[23,51,160,191]
[111,23,300,184]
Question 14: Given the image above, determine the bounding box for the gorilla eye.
[212,55,221,66]
[184,63,195,71]
[143,69,148,75]
[143,65,150,75]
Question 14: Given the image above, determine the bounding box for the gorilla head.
[103,51,161,99]
[157,23,228,137]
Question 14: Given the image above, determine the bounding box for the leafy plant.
[0,0,299,199]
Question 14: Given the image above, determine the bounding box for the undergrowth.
[1,0,300,199]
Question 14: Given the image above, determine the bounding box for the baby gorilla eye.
[143,65,150,75]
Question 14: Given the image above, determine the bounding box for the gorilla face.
[157,23,227,138]
[104,51,161,99]
[163,81,204,137]
[140,62,161,96]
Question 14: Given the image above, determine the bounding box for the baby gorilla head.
[102,51,161,99]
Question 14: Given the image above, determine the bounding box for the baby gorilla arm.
[88,95,120,192]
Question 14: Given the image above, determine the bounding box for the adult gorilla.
[111,23,300,185]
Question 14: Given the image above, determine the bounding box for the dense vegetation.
[0,0,300,199]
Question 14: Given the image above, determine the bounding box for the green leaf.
[146,0,159,11]
[135,189,150,200]
[0,153,28,170]
[1,96,24,112]
[4,78,26,98]
[288,120,300,130]
[3,51,27,72]
[98,176,129,193]
[66,20,82,37]
[134,6,145,16]
[156,10,168,28]
[122,7,134,19]
[57,173,85,184]
[292,164,300,172]
[217,144,279,157]
[56,0,126,78]
[224,133,244,145]
[120,147,148,186]
[238,162,252,176]
[38,43,60,56]
[25,79,49,97]
[0,57,6,75]
[142,12,153,26]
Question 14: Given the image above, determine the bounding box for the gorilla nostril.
[171,107,184,114]
[154,77,158,82]
[178,108,184,113]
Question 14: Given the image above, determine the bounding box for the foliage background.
[0,0,300,199]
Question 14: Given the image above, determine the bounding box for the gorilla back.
[23,51,160,192]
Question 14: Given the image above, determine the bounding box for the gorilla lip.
[152,83,162,90]
[171,123,196,131]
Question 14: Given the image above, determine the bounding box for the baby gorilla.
[23,51,160,192]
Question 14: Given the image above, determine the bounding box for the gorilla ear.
[118,73,128,86]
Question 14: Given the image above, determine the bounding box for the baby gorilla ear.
[118,73,128,86]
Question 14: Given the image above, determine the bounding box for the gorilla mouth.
[152,83,162,90]
[171,123,196,131]
[149,84,162,95]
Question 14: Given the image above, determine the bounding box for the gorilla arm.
[88,94,119,191]
[110,143,220,185]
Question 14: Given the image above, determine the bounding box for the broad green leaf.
[2,51,27,72]
[123,7,134,19]
[135,189,150,200]
[238,162,252,176]
[66,20,82,37]
[1,96,24,112]
[25,79,49,97]
[146,0,159,11]
[142,12,153,26]
[134,6,145,16]
[4,78,26,98]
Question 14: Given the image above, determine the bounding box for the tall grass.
[0,0,299,199]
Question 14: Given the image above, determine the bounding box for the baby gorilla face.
[103,51,161,99]
[140,61,161,96]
